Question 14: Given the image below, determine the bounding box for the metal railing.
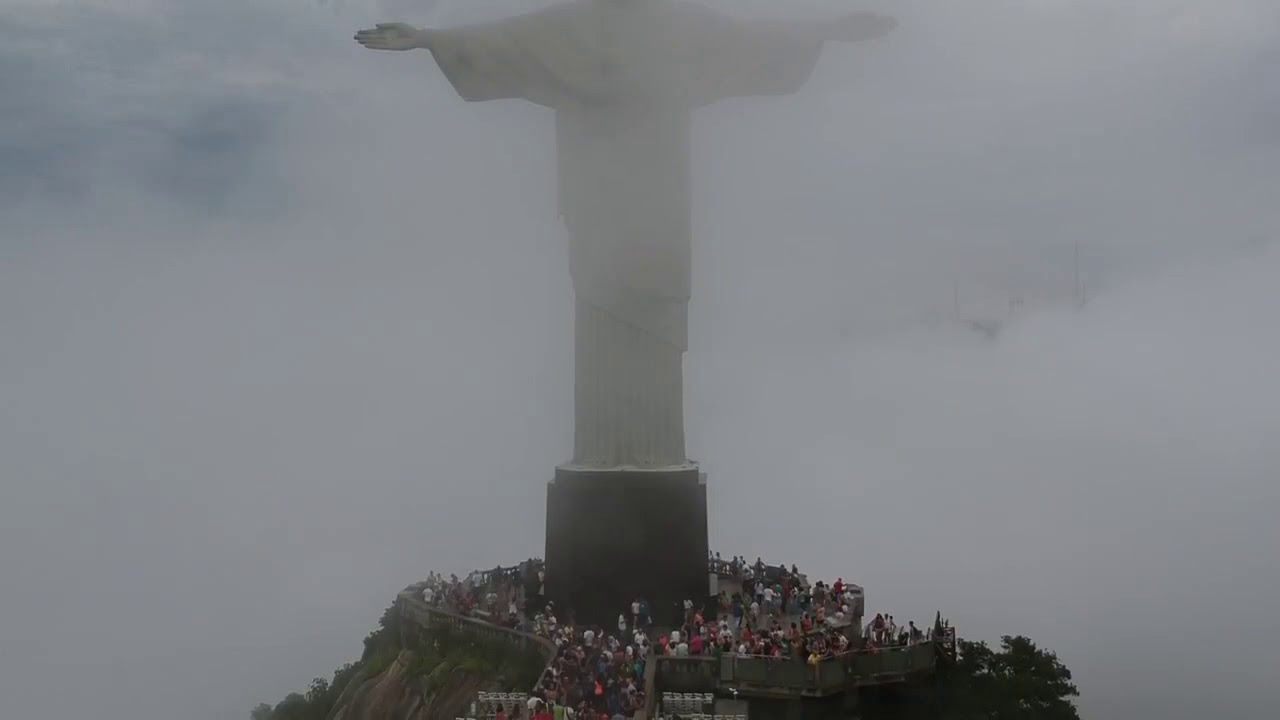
[661,692,714,714]
[473,692,531,720]
[652,642,937,696]
[396,590,558,699]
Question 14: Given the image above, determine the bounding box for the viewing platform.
[397,566,947,720]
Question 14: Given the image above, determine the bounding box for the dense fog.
[2,1,1277,718]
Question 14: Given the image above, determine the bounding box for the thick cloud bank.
[1,1,1277,719]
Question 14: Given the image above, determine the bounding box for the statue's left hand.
[354,22,427,51]
[823,13,897,43]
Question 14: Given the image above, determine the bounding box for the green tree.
[249,702,273,720]
[271,692,309,720]
[863,635,1080,720]
[306,677,329,704]
[938,635,1080,719]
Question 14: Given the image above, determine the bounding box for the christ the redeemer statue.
[356,1,894,471]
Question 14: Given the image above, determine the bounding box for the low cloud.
[1,1,1277,719]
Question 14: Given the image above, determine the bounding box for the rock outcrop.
[328,649,496,720]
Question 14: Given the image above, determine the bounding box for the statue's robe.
[426,0,822,467]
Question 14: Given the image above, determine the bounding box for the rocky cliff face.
[327,649,497,720]
[264,600,547,720]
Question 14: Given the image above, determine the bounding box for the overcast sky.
[2,1,1278,718]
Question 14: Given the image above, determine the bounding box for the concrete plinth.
[544,465,708,627]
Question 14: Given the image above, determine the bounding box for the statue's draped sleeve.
[425,4,612,109]
[673,3,826,107]
[424,1,826,109]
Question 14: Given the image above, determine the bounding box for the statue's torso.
[556,101,692,347]
[510,0,738,106]
[540,1,748,346]
[428,0,821,348]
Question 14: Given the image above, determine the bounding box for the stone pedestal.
[544,465,708,627]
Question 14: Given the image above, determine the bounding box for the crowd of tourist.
[415,561,651,720]
[704,553,934,657]
[864,612,928,648]
[694,553,859,661]
[410,553,941,720]
[417,565,531,630]
[527,612,649,720]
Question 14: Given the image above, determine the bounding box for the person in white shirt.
[676,641,690,657]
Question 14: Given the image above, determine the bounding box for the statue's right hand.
[354,22,425,51]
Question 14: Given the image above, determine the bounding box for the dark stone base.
[544,465,708,628]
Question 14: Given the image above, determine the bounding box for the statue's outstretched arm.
[354,22,438,52]
[354,18,562,107]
